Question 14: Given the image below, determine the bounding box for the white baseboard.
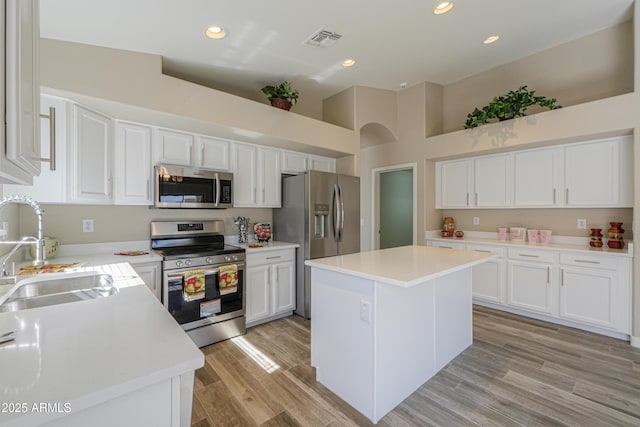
[631,336,640,348]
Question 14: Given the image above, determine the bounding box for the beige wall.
[40,39,358,158]
[18,205,272,245]
[443,21,634,133]
[323,87,355,130]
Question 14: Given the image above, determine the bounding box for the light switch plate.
[577,219,587,229]
[360,300,371,324]
[473,217,480,225]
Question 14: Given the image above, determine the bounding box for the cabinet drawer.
[559,253,618,270]
[507,247,554,263]
[466,243,504,257]
[429,240,466,250]
[247,249,295,266]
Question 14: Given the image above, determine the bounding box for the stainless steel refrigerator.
[273,170,360,318]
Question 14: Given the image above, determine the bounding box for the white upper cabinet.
[563,136,632,207]
[0,0,40,184]
[260,147,281,207]
[154,129,194,166]
[474,154,511,207]
[68,105,113,204]
[436,135,633,209]
[197,136,231,171]
[309,155,336,173]
[514,147,560,207]
[281,151,307,174]
[114,122,152,205]
[436,159,473,208]
[233,143,281,208]
[232,143,258,206]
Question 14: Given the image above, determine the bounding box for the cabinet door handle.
[439,246,454,249]
[146,179,150,200]
[266,256,282,260]
[474,249,491,253]
[475,192,478,205]
[466,193,469,206]
[575,259,600,264]
[566,188,569,204]
[553,188,556,204]
[518,253,539,258]
[38,107,56,171]
[561,268,565,286]
[547,266,551,284]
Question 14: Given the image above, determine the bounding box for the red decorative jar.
[607,222,625,249]
[589,228,603,248]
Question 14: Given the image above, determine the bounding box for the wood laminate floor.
[191,306,640,426]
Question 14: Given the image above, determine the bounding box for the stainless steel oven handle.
[167,268,220,277]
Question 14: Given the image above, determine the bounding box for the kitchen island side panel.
[310,267,375,418]
[374,279,436,422]
[434,268,473,371]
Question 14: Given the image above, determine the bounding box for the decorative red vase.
[589,228,603,248]
[607,222,625,249]
[269,98,292,111]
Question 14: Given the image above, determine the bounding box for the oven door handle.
[166,268,220,278]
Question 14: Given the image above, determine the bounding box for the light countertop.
[238,241,299,252]
[425,231,633,257]
[305,245,494,287]
[0,262,203,426]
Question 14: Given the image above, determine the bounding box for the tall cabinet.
[0,0,40,184]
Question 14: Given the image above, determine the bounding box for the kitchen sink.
[0,272,118,313]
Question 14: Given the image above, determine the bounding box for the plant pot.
[269,98,292,111]
[498,114,516,121]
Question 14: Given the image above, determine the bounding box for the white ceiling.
[40,0,634,106]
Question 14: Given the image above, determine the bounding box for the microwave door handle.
[214,173,221,207]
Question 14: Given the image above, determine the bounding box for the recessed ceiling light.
[205,26,227,39]
[483,35,500,44]
[434,2,454,14]
[342,59,356,67]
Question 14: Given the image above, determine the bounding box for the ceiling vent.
[303,28,343,48]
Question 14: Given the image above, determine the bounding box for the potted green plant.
[261,81,299,111]
[464,86,561,129]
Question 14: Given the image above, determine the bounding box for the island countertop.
[305,245,494,287]
[0,263,203,426]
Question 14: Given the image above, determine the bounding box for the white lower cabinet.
[467,244,505,304]
[558,252,629,333]
[133,262,161,301]
[245,248,296,327]
[426,238,631,339]
[507,260,554,315]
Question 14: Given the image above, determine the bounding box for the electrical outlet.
[577,219,587,229]
[360,300,371,324]
[82,219,94,233]
[473,217,480,225]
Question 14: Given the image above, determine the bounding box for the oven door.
[163,263,245,328]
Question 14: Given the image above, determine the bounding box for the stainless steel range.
[151,220,245,347]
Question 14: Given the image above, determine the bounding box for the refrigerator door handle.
[333,184,341,242]
[338,184,345,242]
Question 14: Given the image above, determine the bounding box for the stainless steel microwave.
[154,164,233,209]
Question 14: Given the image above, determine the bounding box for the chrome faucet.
[0,195,46,274]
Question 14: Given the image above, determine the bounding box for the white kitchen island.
[305,245,494,423]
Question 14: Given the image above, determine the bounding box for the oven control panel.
[164,252,245,270]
